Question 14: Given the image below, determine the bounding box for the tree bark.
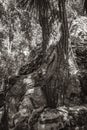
[42,0,69,107]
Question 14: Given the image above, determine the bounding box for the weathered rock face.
[70,16,87,99]
[70,17,87,50]
[66,0,84,15]
[37,106,87,130]
[8,85,47,130]
[66,0,85,28]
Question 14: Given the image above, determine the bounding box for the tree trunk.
[58,0,69,104]
[42,0,69,107]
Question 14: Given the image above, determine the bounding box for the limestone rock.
[9,86,47,130]
[37,106,87,130]
[70,16,87,98]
